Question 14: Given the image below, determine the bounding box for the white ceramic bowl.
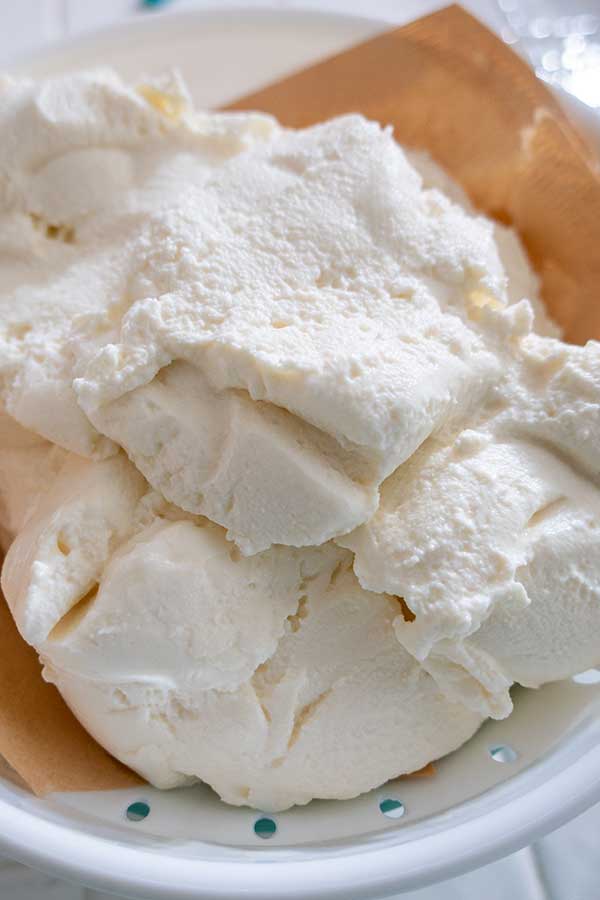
[2,9,600,898]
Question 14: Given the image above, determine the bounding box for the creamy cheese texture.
[341,335,600,717]
[0,413,67,550]
[0,70,599,810]
[1,67,539,553]
[2,452,482,809]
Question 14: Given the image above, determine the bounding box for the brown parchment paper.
[0,3,598,796]
[0,584,142,793]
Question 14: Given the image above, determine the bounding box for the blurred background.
[1,1,599,898]
[3,0,600,109]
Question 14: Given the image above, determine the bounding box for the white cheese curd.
[341,337,600,718]
[1,69,599,809]
[42,549,482,810]
[0,412,67,550]
[1,451,146,646]
[0,69,537,552]
[0,69,276,459]
[2,452,481,810]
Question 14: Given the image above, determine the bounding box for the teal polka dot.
[489,745,518,763]
[126,801,150,822]
[379,798,405,818]
[254,817,277,839]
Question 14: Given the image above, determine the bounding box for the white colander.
[2,9,600,898]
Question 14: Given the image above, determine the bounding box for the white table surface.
[1,1,599,898]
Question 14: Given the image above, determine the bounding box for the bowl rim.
[0,735,599,899]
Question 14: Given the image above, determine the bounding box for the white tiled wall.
[0,2,599,898]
